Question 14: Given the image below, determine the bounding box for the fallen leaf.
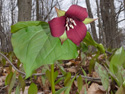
[66,66,77,73]
[92,72,99,78]
[79,84,88,94]
[87,83,106,94]
[0,76,6,86]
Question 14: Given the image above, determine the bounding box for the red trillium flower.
[48,5,88,45]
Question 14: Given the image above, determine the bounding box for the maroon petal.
[66,20,87,45]
[48,16,66,37]
[65,5,88,21]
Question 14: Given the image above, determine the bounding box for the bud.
[83,18,98,24]
[55,7,65,17]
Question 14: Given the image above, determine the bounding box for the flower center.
[65,17,76,31]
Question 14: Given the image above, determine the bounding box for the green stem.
[51,64,55,94]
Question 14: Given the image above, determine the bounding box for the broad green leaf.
[116,81,125,94]
[64,76,76,94]
[28,83,38,94]
[8,72,16,94]
[109,47,125,74]
[115,66,125,86]
[64,72,71,86]
[83,32,98,47]
[83,18,97,24]
[95,63,109,90]
[5,72,13,85]
[77,75,83,92]
[83,32,105,53]
[11,22,78,78]
[11,21,42,33]
[55,7,65,17]
[18,75,26,92]
[55,87,67,94]
[15,85,20,94]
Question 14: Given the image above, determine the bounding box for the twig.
[58,75,101,82]
[0,52,101,82]
[0,52,45,76]
[105,51,112,55]
[0,85,8,92]
[0,52,25,75]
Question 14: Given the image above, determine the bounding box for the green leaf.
[18,75,26,92]
[15,85,20,94]
[41,75,46,86]
[83,18,97,24]
[54,71,58,81]
[83,32,98,47]
[46,70,51,84]
[83,32,105,53]
[8,72,16,94]
[55,87,67,94]
[81,68,87,83]
[64,76,76,94]
[115,66,125,86]
[55,7,65,17]
[11,21,78,78]
[116,81,125,94]
[58,65,66,75]
[97,44,105,53]
[42,65,49,85]
[89,53,99,73]
[11,21,42,33]
[55,77,64,85]
[81,43,88,52]
[95,63,109,90]
[109,47,125,74]
[77,75,83,92]
[64,72,71,86]
[5,72,13,85]
[2,58,6,66]
[28,83,38,94]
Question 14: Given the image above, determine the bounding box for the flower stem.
[51,64,55,94]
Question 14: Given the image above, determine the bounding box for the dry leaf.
[0,76,6,86]
[92,72,99,78]
[66,66,77,73]
[79,84,88,94]
[87,83,106,94]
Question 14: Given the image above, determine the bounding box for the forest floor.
[0,52,118,94]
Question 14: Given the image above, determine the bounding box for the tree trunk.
[100,0,120,48]
[95,0,104,44]
[18,0,32,21]
[85,0,98,43]
[124,0,125,18]
[36,0,40,20]
[0,0,7,52]
[0,32,7,52]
